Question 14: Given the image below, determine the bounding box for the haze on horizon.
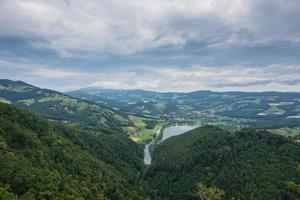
[0,0,300,92]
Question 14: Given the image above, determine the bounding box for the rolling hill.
[0,79,130,131]
[68,88,300,129]
[0,102,147,199]
[1,80,300,200]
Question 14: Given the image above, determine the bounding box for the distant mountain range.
[68,87,300,129]
[2,79,300,130]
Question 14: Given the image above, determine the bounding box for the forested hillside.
[1,99,300,200]
[143,126,300,200]
[0,79,129,131]
[0,103,147,199]
[1,80,300,200]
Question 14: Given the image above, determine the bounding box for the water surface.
[161,124,198,141]
[144,125,197,165]
[144,142,152,165]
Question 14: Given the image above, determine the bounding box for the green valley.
[1,80,300,200]
[1,1,300,199]
[68,89,300,129]
[68,88,300,141]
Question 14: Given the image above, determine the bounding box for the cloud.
[89,81,131,89]
[0,58,78,79]
[82,64,300,92]
[0,0,299,92]
[1,56,300,92]
[32,67,78,78]
[0,0,299,56]
[89,80,161,90]
[279,79,300,86]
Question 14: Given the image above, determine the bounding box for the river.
[144,125,197,165]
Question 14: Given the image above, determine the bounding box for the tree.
[286,164,300,195]
[196,182,225,200]
[0,187,18,200]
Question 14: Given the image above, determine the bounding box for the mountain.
[67,88,162,114]
[0,102,147,199]
[68,88,300,129]
[2,80,300,199]
[143,126,300,200]
[1,105,299,200]
[0,79,130,131]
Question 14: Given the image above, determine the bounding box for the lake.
[161,124,198,141]
[144,125,197,165]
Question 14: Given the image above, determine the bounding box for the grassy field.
[125,115,166,143]
[270,128,300,138]
[125,115,237,143]
[185,114,250,129]
[264,105,285,115]
[126,113,300,143]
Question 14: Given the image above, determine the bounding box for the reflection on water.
[161,125,198,141]
[144,142,152,165]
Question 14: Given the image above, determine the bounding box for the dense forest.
[1,104,300,199]
[1,80,300,199]
[143,126,300,200]
[0,103,148,199]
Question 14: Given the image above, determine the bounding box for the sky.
[0,0,300,92]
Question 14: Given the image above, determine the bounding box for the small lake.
[144,125,197,165]
[161,124,198,142]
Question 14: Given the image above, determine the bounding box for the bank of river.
[143,143,152,165]
[144,124,197,165]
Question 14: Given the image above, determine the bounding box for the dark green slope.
[143,126,300,200]
[0,103,148,199]
[0,79,129,131]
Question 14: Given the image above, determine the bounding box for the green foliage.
[143,120,157,129]
[286,181,300,195]
[0,79,129,131]
[0,103,147,199]
[0,187,18,200]
[143,126,300,200]
[2,80,300,199]
[286,164,300,196]
[196,182,224,200]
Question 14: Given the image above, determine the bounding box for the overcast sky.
[0,0,300,92]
